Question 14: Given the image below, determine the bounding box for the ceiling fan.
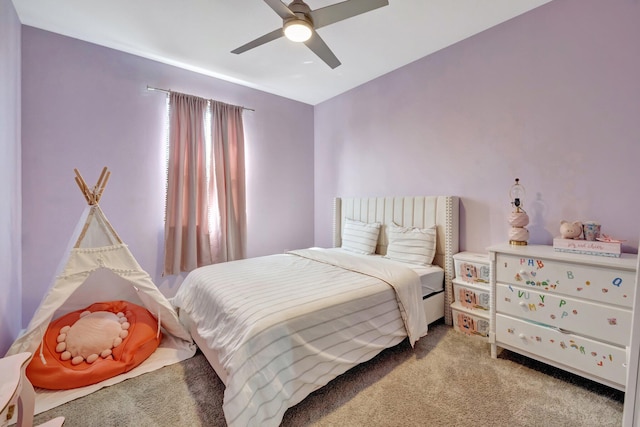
[231,0,389,69]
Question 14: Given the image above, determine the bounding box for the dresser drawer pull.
[518,333,526,340]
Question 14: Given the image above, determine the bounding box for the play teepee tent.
[6,167,195,414]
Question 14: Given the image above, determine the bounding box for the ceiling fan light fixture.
[284,19,312,42]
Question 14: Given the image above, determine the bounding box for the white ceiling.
[12,0,553,105]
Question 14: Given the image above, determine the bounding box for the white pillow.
[385,222,437,265]
[341,218,381,255]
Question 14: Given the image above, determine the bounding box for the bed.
[172,196,459,427]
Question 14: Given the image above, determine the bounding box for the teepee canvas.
[6,168,195,414]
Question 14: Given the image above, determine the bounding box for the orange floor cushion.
[27,300,163,390]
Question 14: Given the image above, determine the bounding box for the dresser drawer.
[496,253,635,308]
[496,314,627,387]
[496,283,632,346]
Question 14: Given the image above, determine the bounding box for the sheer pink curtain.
[163,93,212,275]
[163,94,247,274]
[209,101,247,263]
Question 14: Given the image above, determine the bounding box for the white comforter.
[172,248,428,427]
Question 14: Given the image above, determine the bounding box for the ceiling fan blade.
[263,0,296,20]
[310,0,389,29]
[304,30,341,69]
[231,28,283,54]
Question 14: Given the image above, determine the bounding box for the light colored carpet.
[33,322,624,426]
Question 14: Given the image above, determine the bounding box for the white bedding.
[172,248,428,427]
[326,248,444,296]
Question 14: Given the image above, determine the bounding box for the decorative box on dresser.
[451,252,491,340]
[488,243,638,391]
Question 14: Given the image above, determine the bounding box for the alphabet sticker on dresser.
[519,258,545,269]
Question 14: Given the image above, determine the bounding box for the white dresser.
[489,243,638,390]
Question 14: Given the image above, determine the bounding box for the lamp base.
[509,240,528,246]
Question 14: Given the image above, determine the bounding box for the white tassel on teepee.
[156,311,161,340]
[39,337,47,365]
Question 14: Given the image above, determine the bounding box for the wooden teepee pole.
[96,170,111,203]
[73,166,121,247]
[74,176,91,204]
[74,167,110,205]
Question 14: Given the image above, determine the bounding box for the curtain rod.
[146,85,255,112]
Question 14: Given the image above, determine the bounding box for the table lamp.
[508,178,529,245]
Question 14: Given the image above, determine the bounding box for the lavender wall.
[314,0,640,255]
[0,0,22,355]
[21,28,315,326]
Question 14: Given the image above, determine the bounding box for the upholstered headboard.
[333,196,460,325]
